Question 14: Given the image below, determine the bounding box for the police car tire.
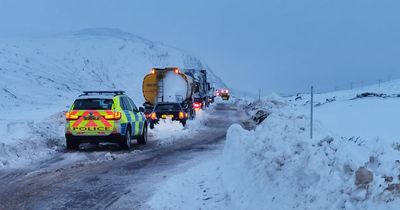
[66,139,79,150]
[119,128,131,150]
[137,125,148,145]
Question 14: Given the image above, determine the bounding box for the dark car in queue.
[148,102,189,129]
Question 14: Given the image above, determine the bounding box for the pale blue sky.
[1,0,399,94]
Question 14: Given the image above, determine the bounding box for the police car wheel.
[119,129,131,150]
[137,125,148,145]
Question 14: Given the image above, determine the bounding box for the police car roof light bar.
[82,91,125,95]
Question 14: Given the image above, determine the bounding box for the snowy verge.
[0,112,65,169]
[222,101,400,210]
[147,90,400,210]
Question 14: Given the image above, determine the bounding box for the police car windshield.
[73,99,113,110]
[156,104,180,111]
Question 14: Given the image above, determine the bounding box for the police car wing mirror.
[139,107,145,112]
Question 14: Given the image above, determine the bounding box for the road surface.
[0,103,251,210]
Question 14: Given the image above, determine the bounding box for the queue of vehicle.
[65,68,228,150]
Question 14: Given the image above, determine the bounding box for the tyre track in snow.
[0,103,250,210]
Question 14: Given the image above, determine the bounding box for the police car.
[65,91,148,150]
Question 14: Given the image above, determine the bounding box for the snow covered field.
[147,81,400,210]
[0,28,224,169]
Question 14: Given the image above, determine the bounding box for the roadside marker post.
[310,86,314,139]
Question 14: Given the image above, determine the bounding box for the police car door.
[120,97,135,136]
[127,97,145,136]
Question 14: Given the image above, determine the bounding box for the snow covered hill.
[0,28,224,168]
[0,28,224,113]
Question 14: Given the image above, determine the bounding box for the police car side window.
[120,97,128,111]
[123,97,133,111]
[128,98,138,112]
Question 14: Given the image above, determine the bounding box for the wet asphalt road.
[0,103,250,210]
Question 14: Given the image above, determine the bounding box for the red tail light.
[66,112,79,120]
[179,112,186,119]
[105,112,122,120]
[193,102,202,109]
[151,112,157,120]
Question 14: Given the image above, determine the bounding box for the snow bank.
[149,109,209,146]
[0,112,65,168]
[145,82,400,209]
[222,99,400,209]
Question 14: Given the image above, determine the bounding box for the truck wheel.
[150,122,155,129]
[181,120,187,127]
[137,124,148,145]
[66,138,79,150]
[190,109,196,120]
[119,128,132,150]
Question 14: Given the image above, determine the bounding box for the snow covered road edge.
[222,99,400,210]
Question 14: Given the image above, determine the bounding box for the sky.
[0,0,400,95]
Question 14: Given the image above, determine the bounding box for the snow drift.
[222,84,400,209]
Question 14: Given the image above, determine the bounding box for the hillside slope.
[0,28,224,113]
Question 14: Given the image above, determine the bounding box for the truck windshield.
[156,104,180,111]
[73,99,114,110]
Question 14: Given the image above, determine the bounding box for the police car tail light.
[66,112,79,120]
[113,112,122,120]
[105,112,122,120]
[179,112,185,119]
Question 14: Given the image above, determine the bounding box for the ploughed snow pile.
[0,28,223,169]
[145,82,400,209]
[149,109,210,146]
[223,92,400,209]
[0,112,65,168]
